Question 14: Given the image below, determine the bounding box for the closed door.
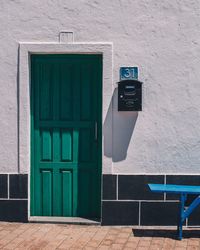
[30,54,102,218]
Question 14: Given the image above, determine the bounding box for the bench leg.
[177,217,183,240]
[177,194,186,240]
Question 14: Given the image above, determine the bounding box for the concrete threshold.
[29,216,100,225]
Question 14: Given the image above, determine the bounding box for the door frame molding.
[19,42,113,221]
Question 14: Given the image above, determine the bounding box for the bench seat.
[148,183,200,194]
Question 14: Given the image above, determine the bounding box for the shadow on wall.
[104,87,138,162]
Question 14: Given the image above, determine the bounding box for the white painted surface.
[1,1,200,174]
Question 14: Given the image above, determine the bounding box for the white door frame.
[19,42,113,220]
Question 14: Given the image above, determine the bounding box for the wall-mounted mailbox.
[118,79,142,111]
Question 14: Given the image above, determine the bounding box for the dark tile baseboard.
[140,201,180,226]
[0,173,199,225]
[10,174,28,199]
[102,175,116,200]
[102,174,200,226]
[118,175,164,200]
[0,174,28,222]
[0,175,8,198]
[102,201,139,225]
[0,200,28,222]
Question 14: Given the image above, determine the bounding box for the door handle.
[95,122,98,141]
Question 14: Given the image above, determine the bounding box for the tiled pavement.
[0,223,199,249]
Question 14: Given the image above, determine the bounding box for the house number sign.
[120,67,138,80]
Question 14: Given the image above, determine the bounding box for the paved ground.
[0,222,199,249]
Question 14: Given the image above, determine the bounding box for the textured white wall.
[1,0,200,174]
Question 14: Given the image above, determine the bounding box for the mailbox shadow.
[104,87,138,162]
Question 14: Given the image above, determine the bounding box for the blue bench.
[148,184,200,240]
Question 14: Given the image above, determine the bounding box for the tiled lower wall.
[102,175,200,226]
[1,173,200,225]
[0,174,28,222]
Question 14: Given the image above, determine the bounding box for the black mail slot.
[118,80,142,111]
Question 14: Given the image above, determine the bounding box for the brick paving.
[0,223,199,249]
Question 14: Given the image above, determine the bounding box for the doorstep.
[29,216,100,225]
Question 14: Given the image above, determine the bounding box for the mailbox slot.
[118,80,142,111]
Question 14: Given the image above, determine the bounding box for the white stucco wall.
[1,0,200,174]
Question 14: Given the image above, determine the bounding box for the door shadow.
[104,87,138,162]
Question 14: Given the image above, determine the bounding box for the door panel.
[61,129,72,162]
[42,170,52,216]
[31,54,102,218]
[62,171,73,216]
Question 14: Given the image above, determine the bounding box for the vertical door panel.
[79,128,92,162]
[39,64,52,120]
[60,65,73,120]
[41,130,52,161]
[61,129,72,162]
[80,65,92,121]
[62,171,73,216]
[53,128,61,162]
[78,170,90,217]
[78,169,99,218]
[42,170,52,216]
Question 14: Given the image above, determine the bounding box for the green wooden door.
[31,54,102,218]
